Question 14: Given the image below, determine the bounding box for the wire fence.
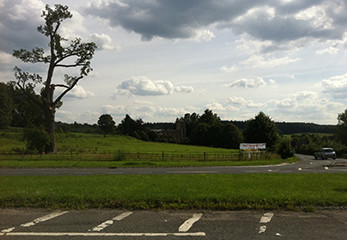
[0,150,275,162]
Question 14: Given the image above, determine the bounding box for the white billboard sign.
[240,143,266,150]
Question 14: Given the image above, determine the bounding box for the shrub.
[276,138,294,159]
[113,149,128,161]
[23,128,50,153]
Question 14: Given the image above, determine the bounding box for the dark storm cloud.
[0,0,46,54]
[84,0,347,44]
[84,0,259,40]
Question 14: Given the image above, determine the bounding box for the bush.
[113,149,128,161]
[276,138,294,159]
[23,128,50,153]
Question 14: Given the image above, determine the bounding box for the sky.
[1,0,347,125]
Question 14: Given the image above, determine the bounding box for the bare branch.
[52,84,69,89]
[55,63,83,68]
[53,75,83,106]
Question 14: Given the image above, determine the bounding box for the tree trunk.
[45,107,57,153]
[43,85,57,153]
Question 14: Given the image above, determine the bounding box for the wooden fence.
[0,151,245,162]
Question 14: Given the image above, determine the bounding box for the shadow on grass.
[334,188,347,193]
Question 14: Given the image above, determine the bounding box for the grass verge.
[0,157,297,168]
[0,173,346,210]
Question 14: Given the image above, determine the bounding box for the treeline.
[174,110,243,149]
[2,81,347,158]
[146,121,336,135]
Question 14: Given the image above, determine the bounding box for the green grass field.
[1,128,345,211]
[0,129,238,154]
[0,174,346,210]
[0,129,291,168]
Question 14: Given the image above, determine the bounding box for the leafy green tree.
[97,114,115,136]
[9,84,45,127]
[243,112,279,151]
[12,4,97,153]
[0,83,13,129]
[190,122,210,146]
[336,108,347,145]
[179,109,242,148]
[199,109,221,126]
[117,114,154,141]
[276,138,294,159]
[223,123,243,149]
[180,112,199,137]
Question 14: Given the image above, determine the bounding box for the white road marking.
[90,211,133,232]
[260,212,274,223]
[325,167,329,170]
[259,225,266,233]
[259,213,274,234]
[298,168,302,171]
[20,211,68,227]
[1,227,15,233]
[4,232,206,237]
[179,213,203,232]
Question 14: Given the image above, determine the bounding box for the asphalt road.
[1,155,347,239]
[0,154,346,176]
[1,209,347,240]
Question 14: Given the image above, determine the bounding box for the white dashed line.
[90,212,133,232]
[179,213,203,232]
[259,213,274,234]
[1,227,15,233]
[260,213,274,223]
[20,211,68,227]
[298,168,302,171]
[259,225,267,233]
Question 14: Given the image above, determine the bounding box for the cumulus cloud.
[117,76,193,96]
[66,86,95,99]
[101,102,196,122]
[0,52,13,65]
[193,29,215,42]
[56,109,100,124]
[84,0,347,49]
[205,102,239,112]
[227,77,266,88]
[90,33,119,50]
[267,90,345,122]
[227,96,265,108]
[174,86,194,93]
[319,74,347,99]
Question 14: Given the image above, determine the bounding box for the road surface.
[1,209,347,240]
[1,155,347,239]
[0,154,346,176]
